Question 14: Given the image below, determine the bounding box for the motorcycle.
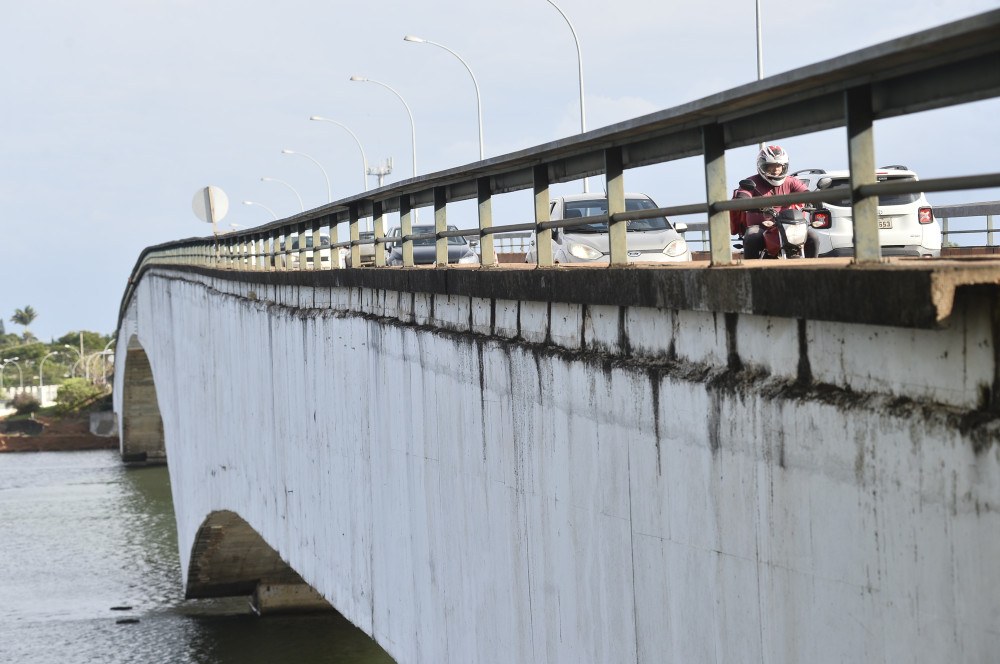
[733,179,811,259]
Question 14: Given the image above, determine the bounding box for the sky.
[2,0,998,341]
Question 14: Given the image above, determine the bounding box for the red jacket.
[729,174,809,237]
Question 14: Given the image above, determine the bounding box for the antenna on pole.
[367,157,394,188]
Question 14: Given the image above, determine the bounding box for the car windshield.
[821,176,922,207]
[391,225,469,246]
[562,198,672,233]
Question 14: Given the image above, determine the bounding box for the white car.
[793,166,941,257]
[524,193,691,264]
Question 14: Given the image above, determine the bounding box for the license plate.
[877,219,893,229]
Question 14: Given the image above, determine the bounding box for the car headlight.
[568,242,603,260]
[663,238,688,257]
[457,253,479,264]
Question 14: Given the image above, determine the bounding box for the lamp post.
[755,0,764,151]
[242,200,278,221]
[3,358,23,391]
[260,177,304,212]
[39,351,62,399]
[281,149,332,204]
[403,36,484,161]
[309,116,369,192]
[1,357,19,391]
[84,351,113,386]
[63,345,86,381]
[544,0,588,192]
[349,75,417,179]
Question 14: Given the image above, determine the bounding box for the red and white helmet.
[756,145,789,186]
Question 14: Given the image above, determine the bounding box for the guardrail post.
[328,217,340,269]
[268,230,281,272]
[702,123,732,266]
[311,222,321,270]
[534,165,553,266]
[435,186,448,267]
[348,204,361,268]
[478,176,495,267]
[373,200,386,267]
[401,195,414,267]
[606,147,627,266]
[846,85,881,263]
[297,223,307,270]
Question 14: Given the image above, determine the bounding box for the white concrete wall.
[115,268,1000,664]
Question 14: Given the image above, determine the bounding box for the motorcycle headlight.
[568,242,603,260]
[784,224,807,245]
[457,253,479,264]
[663,238,688,257]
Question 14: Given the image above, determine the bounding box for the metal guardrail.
[125,10,1000,302]
[935,201,1000,247]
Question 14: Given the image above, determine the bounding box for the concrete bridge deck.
[114,258,999,663]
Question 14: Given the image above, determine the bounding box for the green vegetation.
[54,378,108,415]
[0,306,114,395]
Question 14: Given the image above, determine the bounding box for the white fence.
[1,385,60,408]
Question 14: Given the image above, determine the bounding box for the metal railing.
[126,10,1000,294]
[936,201,1000,247]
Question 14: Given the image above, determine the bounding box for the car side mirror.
[817,177,832,189]
[674,222,688,233]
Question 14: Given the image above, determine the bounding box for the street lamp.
[242,200,278,221]
[349,75,417,179]
[309,116,369,192]
[1,357,19,391]
[281,149,332,204]
[2,358,23,391]
[39,351,62,399]
[544,0,589,192]
[403,36,484,161]
[755,0,764,151]
[260,177,304,212]
[63,345,86,380]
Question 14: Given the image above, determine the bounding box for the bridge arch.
[119,335,166,464]
[186,510,332,615]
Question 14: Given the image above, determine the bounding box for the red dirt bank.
[0,414,117,453]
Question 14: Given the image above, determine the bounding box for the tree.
[55,378,106,414]
[56,330,112,353]
[11,306,38,339]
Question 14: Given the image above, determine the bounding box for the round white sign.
[192,186,229,224]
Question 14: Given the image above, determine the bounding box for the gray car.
[386,224,480,265]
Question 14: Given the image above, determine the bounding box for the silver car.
[525,193,691,264]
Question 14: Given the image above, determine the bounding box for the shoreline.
[0,413,118,453]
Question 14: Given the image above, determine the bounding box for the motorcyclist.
[730,145,811,258]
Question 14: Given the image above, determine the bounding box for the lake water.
[0,450,395,664]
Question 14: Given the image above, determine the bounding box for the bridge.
[113,12,1000,664]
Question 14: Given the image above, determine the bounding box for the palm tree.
[11,306,38,339]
